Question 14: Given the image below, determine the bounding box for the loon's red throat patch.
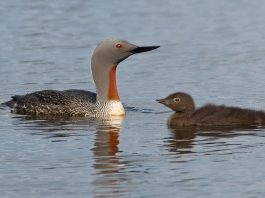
[108,65,120,100]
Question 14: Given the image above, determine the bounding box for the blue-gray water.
[1,1,265,197]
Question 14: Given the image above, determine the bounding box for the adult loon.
[157,92,265,127]
[3,39,159,117]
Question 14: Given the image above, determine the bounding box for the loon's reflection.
[13,115,124,170]
[91,117,123,174]
[13,115,126,196]
[90,116,127,197]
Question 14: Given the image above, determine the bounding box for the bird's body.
[3,39,159,117]
[168,104,265,127]
[157,92,265,127]
[5,89,98,117]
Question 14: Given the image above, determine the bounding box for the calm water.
[1,0,265,197]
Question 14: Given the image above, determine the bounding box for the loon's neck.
[91,60,124,116]
[91,61,120,101]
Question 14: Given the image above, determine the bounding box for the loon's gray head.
[91,39,159,102]
[92,39,159,65]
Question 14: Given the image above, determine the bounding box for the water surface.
[1,0,265,197]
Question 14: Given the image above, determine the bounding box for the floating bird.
[157,92,265,127]
[3,39,159,117]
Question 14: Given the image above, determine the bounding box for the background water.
[1,0,265,197]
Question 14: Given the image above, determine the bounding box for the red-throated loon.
[157,92,265,127]
[3,39,159,117]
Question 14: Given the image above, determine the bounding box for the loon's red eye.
[116,44,123,48]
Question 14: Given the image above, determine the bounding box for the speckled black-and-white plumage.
[4,90,97,117]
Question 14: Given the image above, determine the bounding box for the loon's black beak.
[130,46,160,54]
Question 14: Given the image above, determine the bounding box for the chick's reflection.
[165,127,196,154]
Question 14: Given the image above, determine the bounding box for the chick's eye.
[116,44,123,48]
[173,97,180,102]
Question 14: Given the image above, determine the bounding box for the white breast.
[89,100,125,117]
[106,101,125,116]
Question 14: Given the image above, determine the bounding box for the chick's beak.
[156,98,168,105]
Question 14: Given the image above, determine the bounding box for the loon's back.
[3,89,97,117]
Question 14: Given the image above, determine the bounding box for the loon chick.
[3,39,159,117]
[157,92,265,127]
